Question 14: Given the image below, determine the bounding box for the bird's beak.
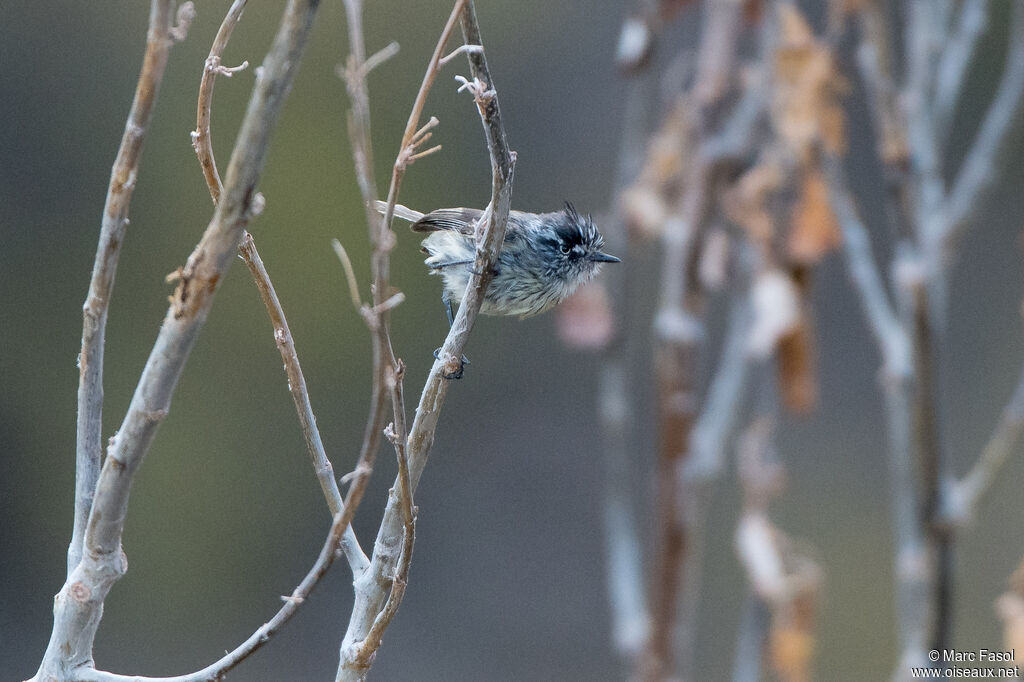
[588,251,621,263]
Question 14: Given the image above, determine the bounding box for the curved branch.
[75,511,353,682]
[336,1,516,678]
[191,0,367,574]
[33,0,325,678]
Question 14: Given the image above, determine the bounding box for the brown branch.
[640,2,744,678]
[70,0,193,578]
[337,1,516,678]
[192,0,248,205]
[190,0,367,574]
[331,0,466,582]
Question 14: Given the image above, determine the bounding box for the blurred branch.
[32,1,324,679]
[70,0,193,578]
[337,1,516,678]
[597,0,667,659]
[822,154,909,377]
[734,417,821,682]
[938,0,1024,250]
[950,360,1024,525]
[931,0,987,149]
[191,0,367,574]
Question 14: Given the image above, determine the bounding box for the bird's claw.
[433,347,470,380]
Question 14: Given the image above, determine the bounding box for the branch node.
[454,74,495,103]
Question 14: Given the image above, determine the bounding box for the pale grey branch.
[70,0,185,579]
[950,360,1024,524]
[939,0,1024,248]
[33,0,324,678]
[931,0,987,148]
[337,1,515,678]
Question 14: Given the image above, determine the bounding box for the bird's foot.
[433,347,470,380]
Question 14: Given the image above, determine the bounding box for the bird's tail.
[373,200,424,223]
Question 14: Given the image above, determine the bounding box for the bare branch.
[332,0,468,579]
[950,360,1024,524]
[191,0,367,574]
[76,511,353,682]
[822,153,911,378]
[337,1,516,677]
[931,0,987,148]
[239,234,368,573]
[33,0,325,678]
[939,0,1024,249]
[70,0,186,578]
[192,0,248,206]
[685,290,753,481]
[331,239,365,311]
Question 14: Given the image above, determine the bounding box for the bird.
[377,200,620,321]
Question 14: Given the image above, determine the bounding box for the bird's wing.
[411,208,483,235]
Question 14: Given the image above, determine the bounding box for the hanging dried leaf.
[621,97,695,239]
[723,161,785,245]
[788,168,841,264]
[996,558,1024,665]
[770,591,818,682]
[773,4,848,159]
[748,269,801,359]
[777,316,818,414]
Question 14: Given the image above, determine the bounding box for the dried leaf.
[724,161,785,245]
[788,168,841,264]
[773,4,848,159]
[748,270,801,359]
[557,281,615,350]
[620,97,695,239]
[777,317,818,414]
[770,619,815,682]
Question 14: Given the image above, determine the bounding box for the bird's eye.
[559,243,571,254]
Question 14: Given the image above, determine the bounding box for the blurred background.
[2,1,1024,680]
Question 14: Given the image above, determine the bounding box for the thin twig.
[191,0,368,575]
[931,0,987,149]
[641,2,744,678]
[32,1,325,679]
[822,154,910,377]
[192,0,247,205]
[76,511,353,682]
[331,239,365,311]
[69,0,192,579]
[950,361,1024,524]
[938,0,1024,250]
[337,2,515,678]
[239,234,368,572]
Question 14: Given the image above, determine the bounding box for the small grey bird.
[377,201,620,320]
